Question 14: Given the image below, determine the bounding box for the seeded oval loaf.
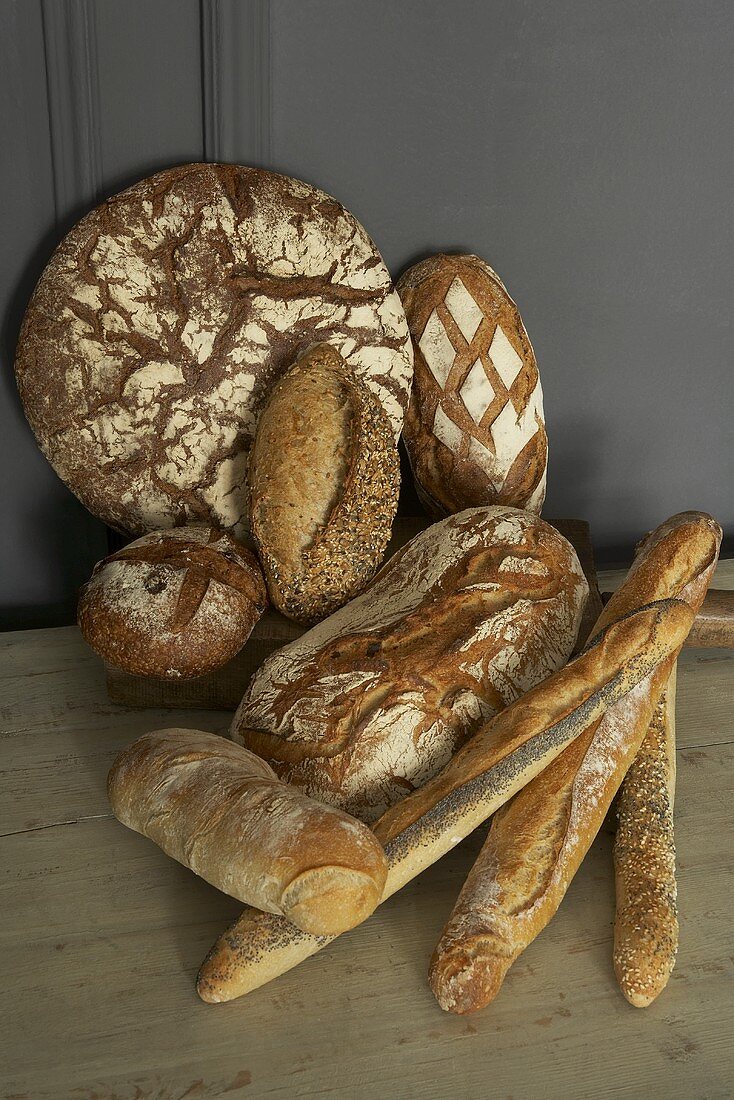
[249,343,401,625]
[78,526,267,679]
[108,728,388,937]
[15,163,413,538]
[231,506,588,822]
[398,253,547,517]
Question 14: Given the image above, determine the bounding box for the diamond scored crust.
[414,271,543,491]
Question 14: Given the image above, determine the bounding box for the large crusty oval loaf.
[249,343,400,624]
[231,506,588,822]
[15,163,413,537]
[398,254,547,517]
[78,526,267,679]
[107,728,388,937]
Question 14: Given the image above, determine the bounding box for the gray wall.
[1,0,732,628]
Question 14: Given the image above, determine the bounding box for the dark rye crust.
[250,344,401,625]
[78,526,267,679]
[15,163,412,538]
[196,597,693,1003]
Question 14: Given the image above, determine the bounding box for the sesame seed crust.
[613,668,679,1007]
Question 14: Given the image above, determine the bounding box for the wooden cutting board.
[104,516,603,712]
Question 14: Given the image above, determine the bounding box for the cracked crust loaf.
[15,163,413,537]
[107,728,388,937]
[231,506,589,822]
[78,526,267,679]
[249,342,400,625]
[398,254,546,517]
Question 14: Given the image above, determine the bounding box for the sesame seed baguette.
[613,666,678,1007]
[428,512,720,1014]
[197,597,692,1003]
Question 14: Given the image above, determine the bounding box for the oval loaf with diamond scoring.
[15,163,413,538]
[398,254,547,517]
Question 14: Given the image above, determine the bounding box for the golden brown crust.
[428,512,721,1014]
[107,728,388,937]
[78,526,267,679]
[196,594,693,1003]
[613,667,678,1007]
[249,343,400,625]
[398,253,546,517]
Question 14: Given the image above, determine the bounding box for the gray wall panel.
[268,0,734,551]
[0,0,108,629]
[1,0,732,627]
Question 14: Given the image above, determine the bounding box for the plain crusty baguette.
[196,596,694,1002]
[613,667,678,1007]
[249,342,400,625]
[107,729,388,937]
[428,511,720,1014]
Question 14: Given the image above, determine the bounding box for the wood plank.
[2,745,732,1099]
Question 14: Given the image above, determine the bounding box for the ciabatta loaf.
[232,506,588,822]
[398,254,546,517]
[78,526,267,679]
[249,343,400,624]
[428,512,721,1014]
[198,596,694,1002]
[107,729,388,937]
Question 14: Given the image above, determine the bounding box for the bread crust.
[398,254,546,517]
[232,506,588,822]
[78,526,267,679]
[197,595,693,1003]
[107,728,388,937]
[428,512,721,1014]
[249,343,400,624]
[613,667,678,1007]
[15,163,412,537]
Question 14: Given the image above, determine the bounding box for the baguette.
[613,668,678,1006]
[107,729,388,937]
[197,596,693,1002]
[428,511,720,1013]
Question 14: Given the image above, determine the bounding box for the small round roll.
[107,729,388,936]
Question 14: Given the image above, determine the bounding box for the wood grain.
[1,559,732,1099]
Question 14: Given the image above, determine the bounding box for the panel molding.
[40,0,102,228]
[201,0,271,165]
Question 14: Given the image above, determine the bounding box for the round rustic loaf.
[15,163,413,538]
[249,342,400,624]
[398,254,547,517]
[78,526,267,679]
[231,506,588,822]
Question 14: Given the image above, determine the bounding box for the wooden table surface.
[2,562,733,1100]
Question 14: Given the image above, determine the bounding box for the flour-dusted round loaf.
[398,254,547,517]
[108,729,388,936]
[231,506,588,822]
[250,342,400,625]
[15,163,413,538]
[78,526,267,679]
